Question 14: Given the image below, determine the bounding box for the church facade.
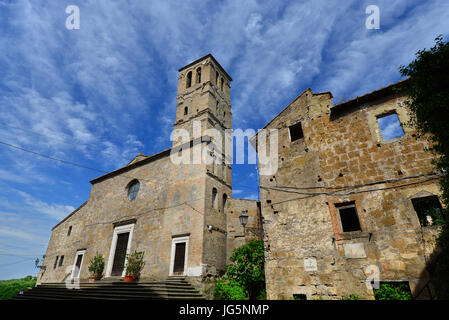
[37,54,261,292]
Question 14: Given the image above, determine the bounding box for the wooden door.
[111,232,129,276]
[173,242,186,275]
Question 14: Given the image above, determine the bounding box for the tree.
[214,240,266,300]
[399,35,449,298]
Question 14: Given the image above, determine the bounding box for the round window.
[128,181,140,201]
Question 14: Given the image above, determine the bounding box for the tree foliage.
[0,276,36,300]
[374,283,413,300]
[213,278,248,300]
[399,35,449,298]
[214,240,266,300]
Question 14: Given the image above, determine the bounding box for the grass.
[0,276,37,300]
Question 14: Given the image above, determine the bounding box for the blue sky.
[0,0,448,280]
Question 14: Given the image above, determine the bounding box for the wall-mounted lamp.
[207,224,213,232]
[239,212,248,233]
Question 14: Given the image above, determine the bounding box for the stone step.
[11,279,204,300]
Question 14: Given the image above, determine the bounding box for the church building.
[37,54,261,292]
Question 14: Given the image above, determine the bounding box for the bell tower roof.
[178,53,232,82]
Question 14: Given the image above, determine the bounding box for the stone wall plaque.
[304,258,317,271]
[343,243,367,259]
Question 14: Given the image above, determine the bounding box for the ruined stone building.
[37,54,262,291]
[254,79,442,300]
[38,54,442,300]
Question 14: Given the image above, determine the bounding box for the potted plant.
[124,250,145,282]
[87,252,104,283]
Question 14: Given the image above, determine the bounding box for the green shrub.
[125,250,145,279]
[213,240,266,300]
[374,283,413,300]
[225,240,265,300]
[214,278,248,300]
[0,276,37,300]
[88,252,105,279]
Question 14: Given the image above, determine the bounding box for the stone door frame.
[106,223,135,278]
[169,236,189,276]
[71,249,86,279]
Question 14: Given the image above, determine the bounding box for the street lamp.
[239,212,248,233]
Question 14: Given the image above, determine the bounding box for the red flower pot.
[124,275,134,283]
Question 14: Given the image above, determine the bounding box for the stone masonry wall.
[259,88,441,300]
[38,146,210,284]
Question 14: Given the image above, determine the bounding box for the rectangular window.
[58,255,64,267]
[53,256,59,269]
[67,226,72,236]
[289,122,304,142]
[377,113,405,141]
[336,202,361,232]
[412,195,443,227]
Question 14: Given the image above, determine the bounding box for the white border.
[169,236,189,276]
[105,223,135,277]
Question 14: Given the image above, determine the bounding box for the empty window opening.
[212,188,218,209]
[58,255,64,267]
[220,78,224,91]
[336,202,361,232]
[412,195,443,227]
[377,113,405,141]
[67,226,72,236]
[53,256,59,269]
[196,67,202,83]
[289,122,304,142]
[184,106,189,115]
[222,194,228,214]
[215,71,219,85]
[186,71,192,88]
[374,282,412,300]
[293,294,307,300]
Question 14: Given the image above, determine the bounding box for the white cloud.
[0,227,47,244]
[17,191,75,220]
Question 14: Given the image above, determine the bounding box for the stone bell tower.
[174,54,233,275]
[173,54,232,152]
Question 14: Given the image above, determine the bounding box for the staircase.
[10,277,204,300]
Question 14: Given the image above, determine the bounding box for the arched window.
[184,106,188,115]
[186,71,192,88]
[196,67,202,83]
[222,194,228,214]
[128,180,140,201]
[212,188,218,209]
